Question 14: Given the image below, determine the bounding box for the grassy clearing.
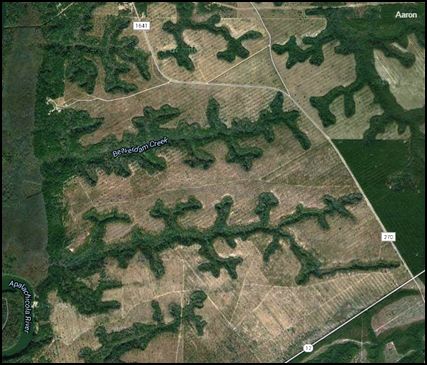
[291,287,424,363]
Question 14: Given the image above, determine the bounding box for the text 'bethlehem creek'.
[112,137,169,158]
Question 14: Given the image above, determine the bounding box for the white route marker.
[303,344,314,353]
[381,232,396,242]
[133,21,150,31]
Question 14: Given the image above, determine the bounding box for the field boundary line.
[285,269,425,363]
[229,258,253,324]
[175,260,185,363]
[207,45,269,83]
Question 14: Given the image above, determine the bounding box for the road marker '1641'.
[133,21,150,30]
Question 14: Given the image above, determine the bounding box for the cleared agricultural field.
[49,79,414,362]
[146,2,267,83]
[374,34,425,111]
[263,3,425,143]
[5,2,424,363]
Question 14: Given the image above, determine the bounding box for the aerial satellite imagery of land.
[2,1,425,363]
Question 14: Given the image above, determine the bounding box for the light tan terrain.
[143,2,268,83]
[52,83,412,362]
[374,34,425,111]
[259,5,423,141]
[371,282,425,336]
[290,279,425,363]
[42,2,424,363]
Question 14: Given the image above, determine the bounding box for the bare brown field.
[371,283,425,336]
[263,11,423,141]
[44,272,185,363]
[64,87,341,247]
[74,84,277,146]
[80,273,101,290]
[213,47,283,88]
[44,291,100,363]
[272,38,358,126]
[325,86,409,140]
[293,278,425,363]
[41,3,423,362]
[374,34,425,111]
[102,252,185,317]
[49,79,416,362]
[257,8,327,44]
[184,17,268,82]
[120,332,181,363]
[145,2,268,83]
[192,4,237,22]
[145,2,208,83]
[234,270,407,362]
